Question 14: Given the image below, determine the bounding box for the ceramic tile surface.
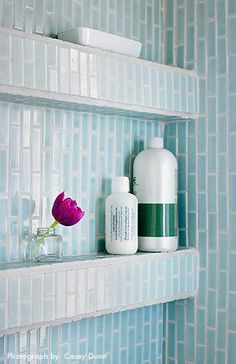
[163,0,236,363]
[0,101,164,262]
[0,0,165,63]
[0,249,199,335]
[2,0,228,363]
[0,28,199,119]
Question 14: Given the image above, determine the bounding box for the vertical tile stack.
[164,0,236,363]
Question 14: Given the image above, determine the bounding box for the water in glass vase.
[32,227,62,262]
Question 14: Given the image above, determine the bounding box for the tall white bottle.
[105,176,138,255]
[133,137,178,252]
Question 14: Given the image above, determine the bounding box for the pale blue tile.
[228,0,236,13]
[186,325,195,361]
[208,213,217,249]
[229,55,236,92]
[2,3,14,28]
[177,45,184,68]
[197,117,206,153]
[229,175,236,212]
[197,3,205,38]
[178,155,186,191]
[218,76,227,114]
[207,329,216,364]
[217,311,226,349]
[128,328,135,363]
[208,97,216,133]
[35,0,45,33]
[196,346,205,363]
[216,351,225,364]
[188,174,196,211]
[218,118,227,156]
[0,336,4,356]
[177,123,186,154]
[207,21,216,58]
[230,215,236,251]
[177,342,185,364]
[218,155,227,193]
[217,271,227,309]
[207,60,216,95]
[229,95,236,132]
[177,7,184,43]
[218,38,226,75]
[168,322,175,358]
[0,151,8,193]
[35,42,45,90]
[228,333,236,364]
[219,194,227,231]
[208,136,216,173]
[0,306,6,330]
[229,134,236,173]
[199,231,207,268]
[197,40,206,75]
[198,155,206,191]
[188,136,196,173]
[187,26,194,63]
[219,232,228,269]
[208,175,217,212]
[207,290,216,327]
[229,254,236,292]
[199,79,206,114]
[217,0,226,36]
[186,0,194,22]
[0,34,10,57]
[229,17,236,54]
[176,303,185,342]
[188,211,197,246]
[197,269,206,306]
[178,192,186,229]
[197,308,205,345]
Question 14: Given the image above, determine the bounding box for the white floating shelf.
[0,27,199,121]
[0,248,199,335]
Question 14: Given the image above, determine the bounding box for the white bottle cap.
[113,176,129,192]
[148,137,164,148]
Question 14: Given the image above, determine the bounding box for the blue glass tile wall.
[0,0,164,62]
[0,102,162,262]
[0,1,167,363]
[0,305,163,364]
[0,103,163,362]
[164,0,236,363]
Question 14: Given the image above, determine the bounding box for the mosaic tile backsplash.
[1,0,234,363]
[0,0,164,63]
[163,0,236,363]
[0,250,199,334]
[0,1,168,363]
[0,27,198,118]
[0,305,164,364]
[0,102,162,262]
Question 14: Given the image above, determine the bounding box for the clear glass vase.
[32,227,62,262]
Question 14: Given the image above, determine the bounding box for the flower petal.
[52,198,71,220]
[61,210,85,226]
[52,191,65,215]
[51,192,85,226]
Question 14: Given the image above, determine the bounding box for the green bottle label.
[138,203,177,237]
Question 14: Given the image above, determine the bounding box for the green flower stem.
[38,220,59,255]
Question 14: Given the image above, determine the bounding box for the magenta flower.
[51,191,85,226]
[37,192,84,256]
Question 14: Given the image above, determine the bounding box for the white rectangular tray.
[58,27,142,57]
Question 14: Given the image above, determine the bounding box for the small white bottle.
[133,137,178,252]
[105,176,138,255]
